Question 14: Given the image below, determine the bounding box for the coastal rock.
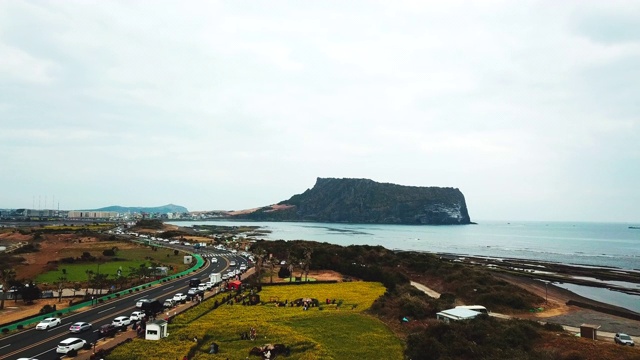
[235,178,472,225]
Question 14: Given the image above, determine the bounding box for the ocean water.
[171,220,640,271]
[170,220,640,312]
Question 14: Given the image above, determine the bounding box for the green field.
[108,282,404,360]
[36,244,190,284]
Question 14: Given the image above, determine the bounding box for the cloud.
[0,1,639,221]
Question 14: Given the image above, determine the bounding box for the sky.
[1,1,639,223]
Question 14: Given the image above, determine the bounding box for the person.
[194,336,198,343]
[250,327,256,341]
[209,342,219,354]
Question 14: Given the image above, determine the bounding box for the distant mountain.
[232,178,472,225]
[89,204,188,214]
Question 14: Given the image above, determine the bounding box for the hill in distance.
[90,204,188,214]
[231,177,472,225]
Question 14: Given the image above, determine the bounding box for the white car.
[68,322,92,333]
[239,264,247,271]
[56,337,86,354]
[130,311,145,321]
[211,257,218,263]
[197,284,207,291]
[173,293,187,303]
[136,298,152,308]
[204,281,213,290]
[112,316,132,327]
[614,333,635,346]
[36,317,61,330]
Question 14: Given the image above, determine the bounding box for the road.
[1,247,251,360]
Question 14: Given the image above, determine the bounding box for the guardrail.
[0,243,205,334]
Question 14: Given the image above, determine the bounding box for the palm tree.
[0,268,17,310]
[84,269,94,295]
[254,248,267,286]
[303,247,313,282]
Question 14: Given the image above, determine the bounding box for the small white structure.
[436,308,480,323]
[145,319,168,340]
[183,255,193,264]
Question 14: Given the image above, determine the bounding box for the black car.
[98,324,118,338]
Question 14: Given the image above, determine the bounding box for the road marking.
[33,347,56,358]
[164,285,174,290]
[48,324,66,332]
[0,344,11,350]
[98,306,116,314]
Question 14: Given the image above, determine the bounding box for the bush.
[1,328,8,333]
[17,324,23,329]
[40,304,55,314]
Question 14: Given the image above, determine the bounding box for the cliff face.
[238,178,472,225]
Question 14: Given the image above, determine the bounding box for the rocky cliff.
[236,178,472,225]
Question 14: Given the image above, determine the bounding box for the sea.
[169,220,640,312]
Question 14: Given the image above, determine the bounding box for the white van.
[455,305,489,314]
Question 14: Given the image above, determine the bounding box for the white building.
[145,320,169,340]
[436,308,480,323]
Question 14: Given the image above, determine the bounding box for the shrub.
[17,324,23,330]
[1,328,8,333]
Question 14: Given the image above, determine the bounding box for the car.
[112,316,132,328]
[229,260,237,267]
[69,322,92,333]
[280,260,286,265]
[204,281,213,290]
[197,284,207,291]
[173,293,187,304]
[98,324,118,338]
[136,298,152,308]
[163,298,176,308]
[221,273,229,281]
[36,317,61,330]
[614,333,635,346]
[211,257,218,263]
[56,337,86,355]
[130,311,145,321]
[239,264,247,271]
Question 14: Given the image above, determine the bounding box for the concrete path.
[410,281,441,299]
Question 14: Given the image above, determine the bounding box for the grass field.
[108,282,404,360]
[36,244,190,283]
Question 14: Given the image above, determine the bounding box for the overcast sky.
[1,1,639,222]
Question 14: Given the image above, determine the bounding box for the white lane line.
[164,285,174,290]
[98,306,116,314]
[33,347,57,358]
[0,344,11,350]
[48,324,67,332]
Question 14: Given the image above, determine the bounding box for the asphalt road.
[1,248,251,360]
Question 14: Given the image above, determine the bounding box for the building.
[436,308,481,323]
[67,211,117,219]
[145,320,169,340]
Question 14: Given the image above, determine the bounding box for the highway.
[1,247,251,360]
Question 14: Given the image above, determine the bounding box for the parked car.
[112,316,132,328]
[614,333,635,346]
[189,278,201,287]
[130,311,145,321]
[229,260,237,267]
[239,264,247,271]
[173,293,187,304]
[56,337,86,355]
[36,317,61,330]
[197,284,207,292]
[98,324,118,338]
[163,298,176,308]
[204,281,214,290]
[136,298,153,308]
[69,322,92,333]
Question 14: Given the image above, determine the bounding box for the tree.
[72,282,82,298]
[56,270,67,303]
[303,247,313,282]
[0,268,16,310]
[20,281,41,305]
[253,248,267,286]
[84,270,94,294]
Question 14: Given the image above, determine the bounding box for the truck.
[209,272,221,285]
[140,299,163,317]
[189,278,201,287]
